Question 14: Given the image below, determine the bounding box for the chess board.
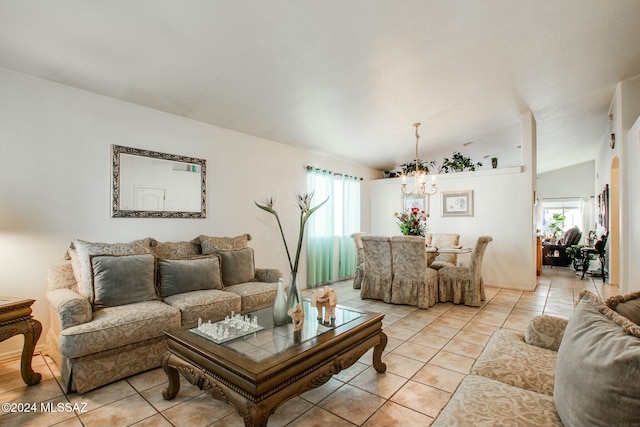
[189,316,264,344]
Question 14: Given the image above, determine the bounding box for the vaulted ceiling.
[2,1,640,173]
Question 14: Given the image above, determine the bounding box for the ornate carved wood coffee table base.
[162,306,386,427]
[0,297,42,386]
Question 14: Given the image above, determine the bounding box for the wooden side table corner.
[0,297,42,386]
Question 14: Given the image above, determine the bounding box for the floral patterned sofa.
[433,289,640,426]
[44,234,282,393]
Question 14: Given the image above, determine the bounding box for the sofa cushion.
[151,239,201,259]
[198,234,251,254]
[605,290,640,326]
[70,238,153,301]
[224,281,279,312]
[59,300,181,359]
[157,255,223,298]
[471,329,557,396]
[163,289,241,327]
[218,247,255,285]
[554,290,640,427]
[91,254,157,308]
[432,375,561,427]
[428,260,456,270]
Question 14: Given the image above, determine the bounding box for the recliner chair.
[542,226,582,267]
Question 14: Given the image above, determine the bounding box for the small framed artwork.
[442,190,474,217]
[402,194,427,213]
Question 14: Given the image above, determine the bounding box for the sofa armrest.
[523,314,568,351]
[253,268,283,283]
[46,288,92,330]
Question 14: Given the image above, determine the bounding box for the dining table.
[426,246,472,254]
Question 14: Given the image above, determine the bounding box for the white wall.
[371,112,537,291]
[626,117,640,293]
[0,68,380,358]
[371,167,534,290]
[595,74,640,293]
[537,161,595,199]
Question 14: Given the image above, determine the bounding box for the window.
[541,199,583,237]
[306,168,361,286]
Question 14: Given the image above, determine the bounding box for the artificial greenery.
[399,159,436,175]
[396,151,484,176]
[438,151,483,173]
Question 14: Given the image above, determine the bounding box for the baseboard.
[0,343,45,363]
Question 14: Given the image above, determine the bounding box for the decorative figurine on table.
[311,286,337,327]
[288,303,304,332]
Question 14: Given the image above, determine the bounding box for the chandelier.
[401,122,437,197]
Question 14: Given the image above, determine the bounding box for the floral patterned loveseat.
[433,289,640,426]
[44,234,282,393]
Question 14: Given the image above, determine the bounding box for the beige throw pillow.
[151,239,202,259]
[524,314,568,351]
[198,234,251,254]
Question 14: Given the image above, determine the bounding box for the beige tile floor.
[0,267,618,427]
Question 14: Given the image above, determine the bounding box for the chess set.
[189,311,264,344]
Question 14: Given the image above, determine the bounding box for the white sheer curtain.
[306,169,334,287]
[339,175,361,278]
[581,197,595,243]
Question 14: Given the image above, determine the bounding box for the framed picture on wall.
[442,190,474,217]
[402,194,427,213]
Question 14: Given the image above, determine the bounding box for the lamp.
[401,123,437,198]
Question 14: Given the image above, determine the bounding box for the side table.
[0,297,42,385]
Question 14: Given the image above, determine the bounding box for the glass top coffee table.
[162,299,387,427]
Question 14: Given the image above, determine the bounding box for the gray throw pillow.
[606,291,640,326]
[157,255,223,298]
[218,248,255,285]
[554,290,640,427]
[90,254,157,308]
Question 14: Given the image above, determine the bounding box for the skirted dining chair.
[425,233,461,270]
[390,236,438,308]
[438,236,492,307]
[350,232,366,289]
[360,235,393,303]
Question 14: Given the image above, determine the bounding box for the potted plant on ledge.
[439,151,483,173]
